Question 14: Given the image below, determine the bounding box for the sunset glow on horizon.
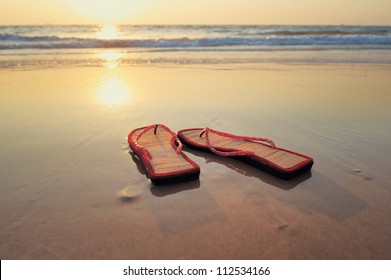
[67,0,149,24]
[96,25,119,40]
[1,0,390,26]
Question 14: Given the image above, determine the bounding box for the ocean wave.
[266,30,357,36]
[256,28,391,37]
[1,32,391,50]
[0,33,62,42]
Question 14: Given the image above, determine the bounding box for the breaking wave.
[1,33,391,50]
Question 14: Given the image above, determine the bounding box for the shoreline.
[2,49,391,70]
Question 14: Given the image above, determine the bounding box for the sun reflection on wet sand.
[97,76,130,107]
[97,50,124,69]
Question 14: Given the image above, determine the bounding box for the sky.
[1,0,390,25]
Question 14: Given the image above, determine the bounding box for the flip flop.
[178,128,313,179]
[128,124,200,185]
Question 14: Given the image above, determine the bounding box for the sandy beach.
[1,62,391,259]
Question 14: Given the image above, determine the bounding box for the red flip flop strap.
[205,128,276,149]
[201,127,276,157]
[157,124,183,154]
[242,136,276,149]
[171,135,183,154]
[134,124,156,159]
[135,124,157,145]
[204,128,255,157]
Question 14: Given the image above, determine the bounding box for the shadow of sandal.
[183,146,312,191]
[150,180,201,197]
[130,150,147,176]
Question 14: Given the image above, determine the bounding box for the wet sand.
[1,63,391,259]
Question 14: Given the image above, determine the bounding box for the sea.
[1,25,391,69]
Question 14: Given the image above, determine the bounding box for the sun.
[96,25,119,40]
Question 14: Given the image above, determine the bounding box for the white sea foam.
[1,33,391,50]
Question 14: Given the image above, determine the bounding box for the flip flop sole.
[128,125,200,185]
[178,128,313,179]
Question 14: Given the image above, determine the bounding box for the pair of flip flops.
[128,124,313,185]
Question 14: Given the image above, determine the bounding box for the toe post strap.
[135,124,184,158]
